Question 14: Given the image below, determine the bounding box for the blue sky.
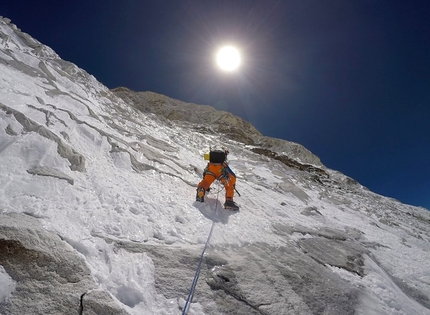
[1,0,429,209]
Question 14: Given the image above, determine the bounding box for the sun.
[216,46,241,71]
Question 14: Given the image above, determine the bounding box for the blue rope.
[182,190,220,314]
[181,221,215,314]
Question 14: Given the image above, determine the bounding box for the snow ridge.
[1,16,430,315]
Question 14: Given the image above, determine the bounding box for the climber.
[196,149,239,210]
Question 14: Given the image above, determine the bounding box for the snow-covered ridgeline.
[1,16,430,315]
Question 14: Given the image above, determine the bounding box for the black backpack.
[209,150,226,163]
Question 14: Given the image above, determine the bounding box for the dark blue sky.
[2,1,429,210]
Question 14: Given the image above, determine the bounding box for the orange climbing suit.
[197,162,236,200]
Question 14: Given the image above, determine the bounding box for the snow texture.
[0,266,15,303]
[0,16,430,315]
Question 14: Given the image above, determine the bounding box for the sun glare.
[216,46,241,71]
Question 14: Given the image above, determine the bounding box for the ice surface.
[0,16,430,315]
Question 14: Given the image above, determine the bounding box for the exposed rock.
[0,213,126,315]
[2,15,429,315]
[297,238,366,276]
[112,87,260,144]
[251,147,327,183]
[111,87,322,166]
[81,290,129,315]
[95,233,360,315]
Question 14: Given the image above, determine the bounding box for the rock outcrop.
[112,87,322,166]
[0,213,127,315]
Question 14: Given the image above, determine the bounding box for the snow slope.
[1,16,430,315]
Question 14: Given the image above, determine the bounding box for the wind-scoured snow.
[0,16,429,315]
